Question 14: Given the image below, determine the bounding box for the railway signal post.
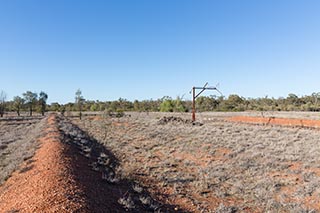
[191,83,222,122]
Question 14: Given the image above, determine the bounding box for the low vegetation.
[43,92,320,113]
[2,89,320,116]
[72,112,320,211]
[1,109,320,211]
[0,115,46,184]
[58,115,174,212]
[55,92,320,112]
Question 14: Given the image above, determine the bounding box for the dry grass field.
[0,116,46,184]
[1,111,320,212]
[72,112,320,212]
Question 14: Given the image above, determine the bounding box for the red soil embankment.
[0,115,88,212]
[228,116,320,128]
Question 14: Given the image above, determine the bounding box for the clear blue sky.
[1,0,320,103]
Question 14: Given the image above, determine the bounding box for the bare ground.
[228,115,320,128]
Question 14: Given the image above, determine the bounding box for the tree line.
[0,90,48,117]
[57,92,320,113]
[1,89,320,117]
[46,92,320,113]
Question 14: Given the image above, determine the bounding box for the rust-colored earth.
[0,115,88,212]
[228,116,320,128]
[0,114,141,213]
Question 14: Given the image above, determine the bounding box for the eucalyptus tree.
[39,91,48,116]
[23,91,38,116]
[75,89,85,119]
[0,91,7,117]
[13,96,25,116]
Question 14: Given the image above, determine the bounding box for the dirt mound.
[158,116,203,126]
[0,114,88,212]
[228,116,320,128]
[0,114,176,212]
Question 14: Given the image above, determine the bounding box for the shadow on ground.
[58,115,184,213]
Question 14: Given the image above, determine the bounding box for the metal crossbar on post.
[191,82,222,122]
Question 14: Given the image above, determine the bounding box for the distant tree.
[60,105,66,116]
[13,96,25,116]
[75,89,85,119]
[173,97,187,112]
[39,91,48,116]
[219,94,244,111]
[0,91,7,117]
[65,102,75,111]
[286,93,299,107]
[23,91,38,116]
[117,98,134,111]
[312,92,320,111]
[133,100,140,111]
[160,97,174,112]
[98,102,106,111]
[49,102,61,112]
[90,103,99,111]
[196,96,219,112]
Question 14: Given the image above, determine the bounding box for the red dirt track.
[228,116,320,128]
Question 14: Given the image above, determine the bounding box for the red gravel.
[0,115,89,212]
[0,114,133,213]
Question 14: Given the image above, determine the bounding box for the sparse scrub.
[72,111,320,212]
[0,116,46,184]
[58,114,172,212]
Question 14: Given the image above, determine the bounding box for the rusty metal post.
[192,87,196,122]
[191,83,222,122]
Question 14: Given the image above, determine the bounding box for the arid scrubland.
[73,112,320,212]
[1,111,320,212]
